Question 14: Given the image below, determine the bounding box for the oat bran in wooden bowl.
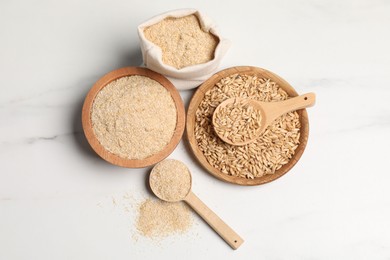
[186,66,310,185]
[82,67,185,168]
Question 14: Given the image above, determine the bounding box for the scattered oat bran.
[91,75,177,159]
[136,198,193,238]
[150,159,192,202]
[143,14,219,69]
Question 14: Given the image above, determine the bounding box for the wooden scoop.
[213,93,316,146]
[149,161,244,250]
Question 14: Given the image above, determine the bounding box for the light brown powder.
[150,159,192,202]
[91,75,177,160]
[136,198,193,238]
[213,99,262,144]
[143,14,219,69]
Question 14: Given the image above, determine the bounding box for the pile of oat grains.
[213,99,263,144]
[195,74,301,179]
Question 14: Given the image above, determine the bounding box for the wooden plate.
[186,66,309,185]
[82,67,185,168]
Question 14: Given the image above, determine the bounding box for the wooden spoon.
[149,161,244,250]
[212,93,316,146]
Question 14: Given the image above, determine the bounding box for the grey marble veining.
[1,0,390,259]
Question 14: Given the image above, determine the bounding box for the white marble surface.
[1,0,390,259]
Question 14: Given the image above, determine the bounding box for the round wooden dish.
[187,66,310,185]
[82,67,185,168]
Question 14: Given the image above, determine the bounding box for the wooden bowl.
[186,66,309,185]
[82,67,185,168]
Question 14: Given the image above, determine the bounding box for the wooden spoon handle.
[265,92,316,124]
[184,191,244,250]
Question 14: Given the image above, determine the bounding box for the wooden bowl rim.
[82,67,185,168]
[186,66,309,185]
